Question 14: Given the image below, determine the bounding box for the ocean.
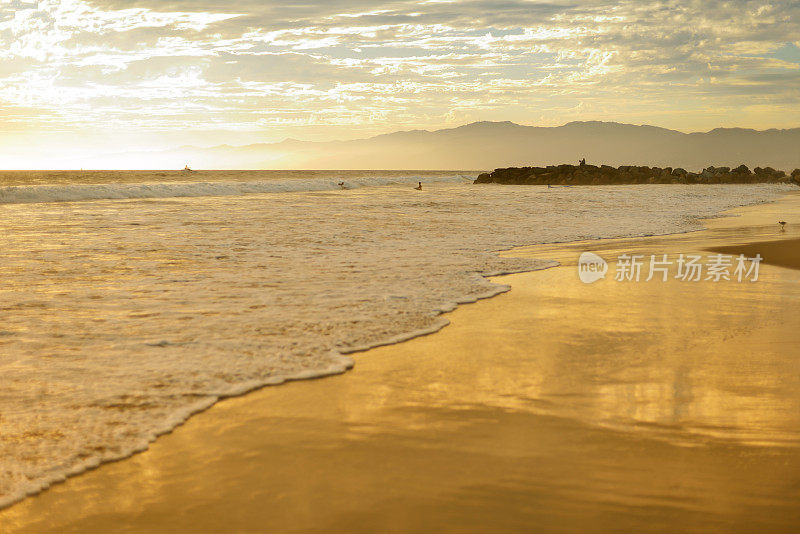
[0,170,792,509]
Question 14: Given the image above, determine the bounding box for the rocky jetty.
[475,164,800,186]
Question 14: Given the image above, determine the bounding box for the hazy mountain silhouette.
[141,121,800,171]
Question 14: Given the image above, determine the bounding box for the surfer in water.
[415,182,422,190]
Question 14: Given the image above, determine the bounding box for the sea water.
[0,170,792,508]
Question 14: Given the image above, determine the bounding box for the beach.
[3,174,788,511]
[5,0,800,531]
[2,190,799,533]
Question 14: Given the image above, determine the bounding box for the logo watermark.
[578,252,609,284]
[578,253,763,284]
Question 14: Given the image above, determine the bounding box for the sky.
[1,0,799,167]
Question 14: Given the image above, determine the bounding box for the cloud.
[0,0,798,149]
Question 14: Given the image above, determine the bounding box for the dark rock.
[733,164,751,174]
[473,163,796,186]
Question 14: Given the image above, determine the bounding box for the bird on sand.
[779,221,787,231]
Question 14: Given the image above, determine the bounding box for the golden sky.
[1,0,799,166]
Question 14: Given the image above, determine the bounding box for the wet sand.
[3,193,800,533]
[708,237,800,271]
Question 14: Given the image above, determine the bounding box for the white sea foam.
[0,175,793,510]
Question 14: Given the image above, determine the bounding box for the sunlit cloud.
[0,0,798,160]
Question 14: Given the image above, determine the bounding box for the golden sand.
[2,193,800,533]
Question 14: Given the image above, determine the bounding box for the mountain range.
[133,121,800,171]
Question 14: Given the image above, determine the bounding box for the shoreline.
[2,184,787,516]
[2,191,800,531]
[0,188,795,514]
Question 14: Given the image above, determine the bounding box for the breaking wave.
[0,174,472,204]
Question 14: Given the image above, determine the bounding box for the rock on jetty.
[475,164,800,186]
